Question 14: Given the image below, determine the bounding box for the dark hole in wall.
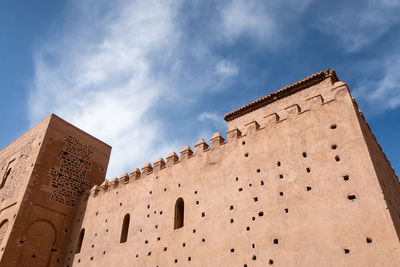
[306,186,312,191]
[269,259,274,265]
[231,248,235,253]
[344,248,350,254]
[254,197,258,202]
[348,195,356,200]
[366,237,373,243]
[277,161,281,167]
[331,124,337,129]
[331,144,337,150]
[273,239,278,244]
[279,174,283,179]
[343,175,349,181]
[260,180,264,185]
[302,152,307,158]
[306,167,311,173]
[252,255,256,260]
[284,208,288,213]
[335,155,340,162]
[280,192,284,196]
[258,212,264,217]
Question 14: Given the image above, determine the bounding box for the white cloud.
[29,0,182,178]
[315,0,400,52]
[353,54,400,112]
[219,0,312,45]
[220,0,277,41]
[215,60,239,78]
[28,0,312,179]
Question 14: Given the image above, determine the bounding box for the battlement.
[88,71,349,198]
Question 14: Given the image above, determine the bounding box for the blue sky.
[1,0,399,179]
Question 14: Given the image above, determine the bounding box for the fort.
[0,69,399,266]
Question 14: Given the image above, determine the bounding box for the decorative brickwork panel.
[0,135,34,201]
[50,135,95,207]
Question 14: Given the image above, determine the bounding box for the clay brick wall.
[0,115,111,267]
[354,104,400,241]
[64,76,400,266]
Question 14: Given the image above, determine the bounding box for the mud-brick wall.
[66,81,400,267]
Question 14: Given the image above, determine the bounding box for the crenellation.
[194,139,209,154]
[119,173,130,184]
[284,104,301,118]
[129,168,141,180]
[110,177,119,189]
[166,152,179,166]
[180,146,193,160]
[141,163,153,176]
[306,94,324,109]
[210,132,225,148]
[227,128,241,142]
[245,121,260,135]
[153,158,166,172]
[90,185,99,197]
[264,112,280,125]
[99,180,109,192]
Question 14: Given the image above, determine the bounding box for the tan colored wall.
[65,80,400,267]
[0,116,50,263]
[353,103,400,241]
[0,114,111,267]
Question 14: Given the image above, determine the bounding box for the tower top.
[224,69,339,121]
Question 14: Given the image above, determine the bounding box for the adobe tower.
[0,115,111,266]
[0,70,399,267]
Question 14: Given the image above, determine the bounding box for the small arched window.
[174,198,184,229]
[76,228,85,253]
[120,213,130,243]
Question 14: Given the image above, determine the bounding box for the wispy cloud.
[315,0,400,52]
[31,0,378,179]
[30,0,289,178]
[353,53,400,113]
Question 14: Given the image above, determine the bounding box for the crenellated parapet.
[87,71,352,198]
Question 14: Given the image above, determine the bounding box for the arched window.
[0,219,9,246]
[76,228,85,253]
[120,213,130,243]
[174,198,184,229]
